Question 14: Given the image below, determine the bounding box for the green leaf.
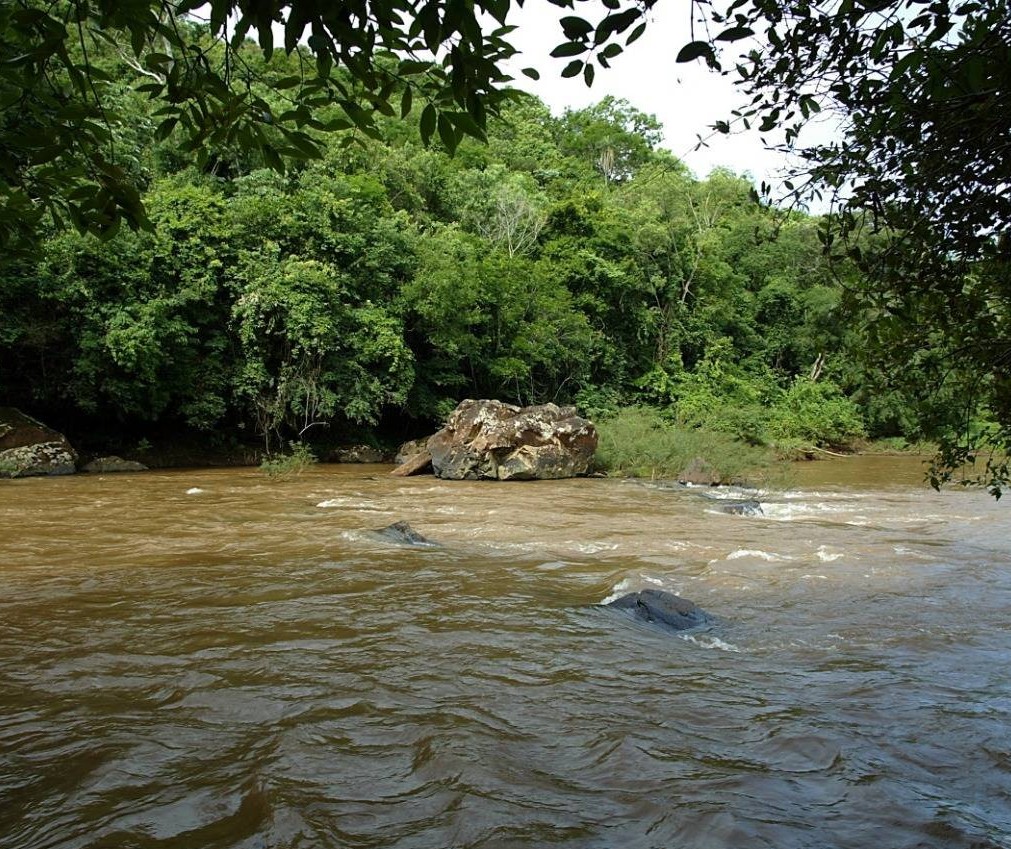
[400,86,413,119]
[626,22,647,46]
[154,117,178,141]
[550,41,588,58]
[521,67,540,81]
[447,110,486,140]
[130,24,145,58]
[420,103,437,143]
[258,25,274,60]
[560,16,593,38]
[280,128,322,158]
[398,59,432,75]
[262,145,284,173]
[561,60,583,78]
[583,63,595,86]
[676,41,715,63]
[437,112,457,153]
[716,26,754,41]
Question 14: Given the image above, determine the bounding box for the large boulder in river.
[426,399,597,481]
[0,408,78,478]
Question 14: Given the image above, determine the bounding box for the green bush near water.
[259,442,317,479]
[591,407,774,483]
[662,362,867,452]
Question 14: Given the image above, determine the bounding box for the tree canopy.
[4,0,1007,249]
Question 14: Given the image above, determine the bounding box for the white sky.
[502,2,795,187]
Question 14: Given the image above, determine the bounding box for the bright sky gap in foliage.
[214,0,823,194]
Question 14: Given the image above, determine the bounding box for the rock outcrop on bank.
[0,408,78,478]
[81,456,149,473]
[392,399,597,481]
[329,444,389,463]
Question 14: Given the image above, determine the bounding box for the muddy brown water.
[1,457,1010,849]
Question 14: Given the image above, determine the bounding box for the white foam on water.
[697,485,764,501]
[759,501,853,521]
[800,574,828,580]
[600,577,637,604]
[470,539,539,554]
[892,545,939,561]
[780,489,856,501]
[816,546,844,562]
[316,496,386,511]
[600,574,681,604]
[726,549,793,562]
[185,487,204,495]
[572,541,620,554]
[535,560,569,571]
[680,633,741,652]
[703,507,757,519]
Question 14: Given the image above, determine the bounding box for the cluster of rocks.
[0,408,147,478]
[391,399,598,481]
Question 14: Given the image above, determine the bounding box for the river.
[1,457,1010,849]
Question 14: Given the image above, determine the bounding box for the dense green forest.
[0,29,982,464]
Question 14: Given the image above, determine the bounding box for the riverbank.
[2,403,933,482]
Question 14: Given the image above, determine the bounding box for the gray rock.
[427,399,597,481]
[372,521,438,547]
[333,444,388,463]
[82,455,148,473]
[0,408,77,477]
[715,499,764,516]
[394,437,430,467]
[603,589,711,632]
[678,456,721,486]
[390,448,433,477]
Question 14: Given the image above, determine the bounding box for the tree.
[556,96,663,184]
[661,0,1011,491]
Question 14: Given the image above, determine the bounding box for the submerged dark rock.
[714,499,764,517]
[372,521,438,547]
[603,589,711,632]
